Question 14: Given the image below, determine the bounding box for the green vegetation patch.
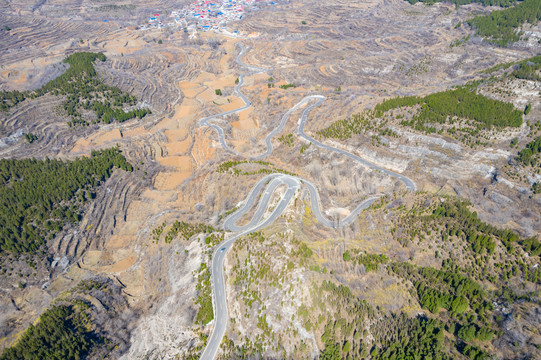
[374,88,522,130]
[515,135,541,193]
[151,220,216,244]
[342,251,388,271]
[516,136,541,168]
[317,281,454,360]
[370,315,449,360]
[393,195,540,259]
[391,261,490,316]
[318,87,522,147]
[1,278,127,360]
[279,83,296,90]
[482,55,541,77]
[511,55,541,81]
[278,133,294,147]
[389,261,496,359]
[216,160,297,176]
[195,262,213,325]
[0,52,150,126]
[0,304,95,360]
[467,0,541,46]
[24,133,37,143]
[450,35,470,48]
[165,221,216,244]
[0,147,132,256]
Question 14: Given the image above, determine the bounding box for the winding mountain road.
[198,44,416,360]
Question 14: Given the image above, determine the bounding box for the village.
[137,0,280,36]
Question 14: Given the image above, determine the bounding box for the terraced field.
[0,0,540,359]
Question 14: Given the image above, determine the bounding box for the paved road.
[296,96,417,192]
[198,44,269,158]
[198,44,417,360]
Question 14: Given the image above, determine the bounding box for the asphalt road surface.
[198,44,417,360]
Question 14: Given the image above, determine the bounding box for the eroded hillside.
[0,0,539,359]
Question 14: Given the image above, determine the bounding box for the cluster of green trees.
[457,323,495,342]
[217,160,272,173]
[278,133,295,147]
[24,133,38,143]
[164,221,215,244]
[317,280,375,359]
[432,201,496,254]
[468,0,541,46]
[1,278,126,360]
[151,221,166,242]
[521,236,541,255]
[391,262,490,316]
[0,52,150,125]
[462,344,492,360]
[482,55,540,76]
[392,194,540,285]
[0,147,132,256]
[87,100,150,125]
[317,112,386,140]
[195,262,213,325]
[450,35,470,48]
[389,261,498,359]
[216,160,296,177]
[0,304,94,360]
[342,250,389,271]
[511,55,541,81]
[317,273,497,360]
[152,220,217,244]
[370,315,448,360]
[290,237,313,267]
[318,87,522,147]
[396,195,538,256]
[0,90,25,112]
[375,88,523,130]
[319,279,356,300]
[432,199,540,256]
[516,136,541,167]
[279,84,296,89]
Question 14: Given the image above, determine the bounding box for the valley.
[0,0,540,359]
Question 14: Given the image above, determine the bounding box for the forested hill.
[0,52,151,126]
[0,147,132,257]
[467,0,541,46]
[0,278,130,360]
[406,0,541,47]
